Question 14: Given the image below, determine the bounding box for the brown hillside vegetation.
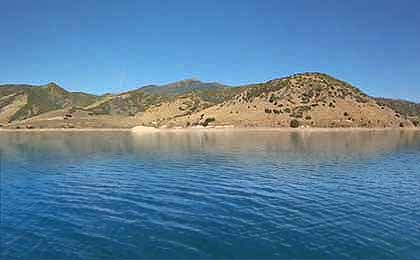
[0,73,417,129]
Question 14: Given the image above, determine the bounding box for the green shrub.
[290,119,299,128]
[202,117,216,127]
[290,112,303,118]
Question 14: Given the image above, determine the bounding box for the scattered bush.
[305,116,312,120]
[202,117,216,127]
[291,106,311,118]
[290,119,299,128]
[290,112,303,118]
[265,108,272,113]
[301,98,310,104]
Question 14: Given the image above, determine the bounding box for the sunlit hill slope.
[0,73,418,129]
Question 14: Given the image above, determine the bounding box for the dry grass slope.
[0,73,417,129]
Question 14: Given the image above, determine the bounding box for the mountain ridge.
[1,73,418,129]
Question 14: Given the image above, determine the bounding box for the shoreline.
[0,128,132,132]
[133,126,420,133]
[0,126,419,133]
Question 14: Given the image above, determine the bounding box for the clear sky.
[1,0,419,101]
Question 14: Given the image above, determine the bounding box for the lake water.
[1,130,420,259]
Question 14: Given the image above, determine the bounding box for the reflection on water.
[1,130,419,160]
[132,130,420,158]
[1,130,420,259]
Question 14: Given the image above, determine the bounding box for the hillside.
[139,79,229,95]
[373,98,420,126]
[159,73,415,128]
[0,83,98,124]
[0,73,418,129]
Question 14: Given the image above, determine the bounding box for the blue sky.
[1,0,419,101]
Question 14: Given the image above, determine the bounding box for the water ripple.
[1,130,420,259]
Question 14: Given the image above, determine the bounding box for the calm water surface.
[1,130,420,259]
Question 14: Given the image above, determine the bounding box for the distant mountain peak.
[42,82,67,93]
[137,78,226,96]
[168,78,204,86]
[179,78,201,83]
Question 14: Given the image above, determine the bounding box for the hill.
[0,83,98,124]
[373,98,420,126]
[156,73,415,128]
[0,73,418,129]
[139,79,228,95]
